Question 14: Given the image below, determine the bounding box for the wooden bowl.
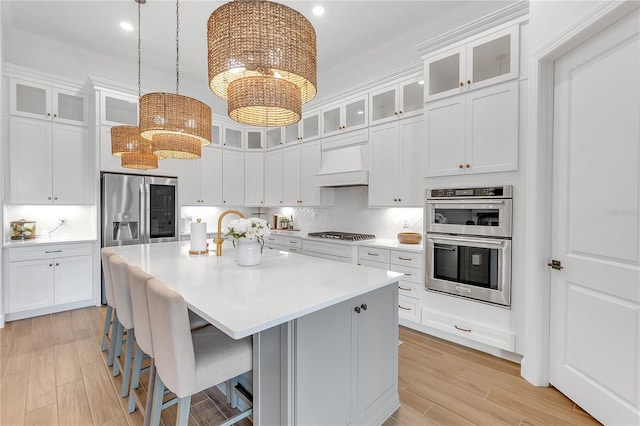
[397,232,422,244]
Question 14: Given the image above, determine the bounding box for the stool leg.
[142,361,157,426]
[101,305,113,352]
[149,373,165,426]
[128,345,144,413]
[108,312,120,368]
[113,321,124,376]
[176,395,191,426]
[120,328,135,397]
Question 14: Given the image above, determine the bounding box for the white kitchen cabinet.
[8,117,92,204]
[9,77,89,125]
[283,140,322,206]
[424,25,519,102]
[322,94,368,138]
[284,110,322,143]
[284,236,302,253]
[295,284,398,425]
[99,90,138,126]
[5,243,94,321]
[369,75,424,126]
[222,149,245,206]
[210,124,222,147]
[358,246,423,324]
[369,115,426,207]
[264,149,283,206]
[244,152,264,206]
[424,81,518,177]
[178,147,222,206]
[263,235,284,251]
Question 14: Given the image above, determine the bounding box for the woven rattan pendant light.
[139,0,211,159]
[112,0,159,170]
[207,0,317,127]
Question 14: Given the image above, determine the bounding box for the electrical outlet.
[402,221,409,229]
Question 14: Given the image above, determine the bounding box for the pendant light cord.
[176,0,180,95]
[138,1,141,101]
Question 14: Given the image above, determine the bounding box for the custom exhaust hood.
[316,145,368,187]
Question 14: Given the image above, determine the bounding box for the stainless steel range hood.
[316,145,368,187]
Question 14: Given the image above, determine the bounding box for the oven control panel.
[429,185,512,199]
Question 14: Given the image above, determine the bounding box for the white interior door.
[550,10,640,425]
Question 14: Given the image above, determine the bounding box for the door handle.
[548,259,563,270]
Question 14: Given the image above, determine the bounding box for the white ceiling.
[1,1,514,100]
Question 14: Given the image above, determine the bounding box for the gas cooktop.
[307,231,376,241]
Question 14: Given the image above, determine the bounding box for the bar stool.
[100,248,119,367]
[127,267,219,424]
[109,254,137,397]
[146,278,253,426]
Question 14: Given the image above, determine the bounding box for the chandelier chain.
[175,0,180,95]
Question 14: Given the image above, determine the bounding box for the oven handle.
[428,234,508,246]
[427,199,506,205]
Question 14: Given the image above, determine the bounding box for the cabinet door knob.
[459,82,464,87]
[360,303,367,311]
[54,197,58,200]
[467,80,471,85]
[398,198,402,202]
[458,164,464,169]
[48,197,52,200]
[55,263,59,266]
[49,263,53,267]
[53,114,58,118]
[466,164,470,168]
[394,112,398,115]
[354,306,361,314]
[399,110,403,114]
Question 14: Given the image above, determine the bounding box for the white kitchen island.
[110,241,402,425]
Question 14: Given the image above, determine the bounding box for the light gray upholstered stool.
[109,254,137,397]
[146,278,253,426]
[100,248,119,367]
[127,267,220,424]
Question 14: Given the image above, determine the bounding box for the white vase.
[235,238,262,266]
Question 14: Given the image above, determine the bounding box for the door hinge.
[548,259,563,270]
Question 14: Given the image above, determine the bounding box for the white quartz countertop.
[110,241,402,339]
[358,239,424,252]
[4,237,97,248]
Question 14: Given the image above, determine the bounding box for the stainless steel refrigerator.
[100,172,178,302]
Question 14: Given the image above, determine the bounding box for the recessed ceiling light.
[418,80,425,85]
[312,5,325,16]
[120,22,134,32]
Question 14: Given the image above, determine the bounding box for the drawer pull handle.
[399,305,411,311]
[367,253,379,256]
[398,286,411,291]
[398,257,412,261]
[455,325,472,333]
[404,273,412,276]
[45,250,62,253]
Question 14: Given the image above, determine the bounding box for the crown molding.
[415,1,529,57]
[2,62,89,92]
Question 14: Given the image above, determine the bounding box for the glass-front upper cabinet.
[284,110,321,143]
[210,124,222,147]
[424,25,519,102]
[223,124,244,149]
[100,91,138,126]
[265,127,283,150]
[246,129,264,150]
[322,95,368,138]
[10,78,89,125]
[369,75,424,125]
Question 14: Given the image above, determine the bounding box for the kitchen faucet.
[214,210,245,256]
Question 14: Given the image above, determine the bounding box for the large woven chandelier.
[111,0,159,171]
[207,0,317,127]
[139,0,212,159]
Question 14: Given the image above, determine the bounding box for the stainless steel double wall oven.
[425,186,513,307]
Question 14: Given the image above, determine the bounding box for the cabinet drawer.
[284,237,302,248]
[287,246,301,254]
[390,264,423,285]
[264,243,284,251]
[264,235,284,245]
[358,258,389,270]
[398,295,421,323]
[358,246,390,263]
[390,250,422,268]
[7,242,93,262]
[421,309,515,352]
[398,281,421,300]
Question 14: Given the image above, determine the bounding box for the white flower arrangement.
[222,217,271,241]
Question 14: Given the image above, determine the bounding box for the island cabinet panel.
[294,284,399,425]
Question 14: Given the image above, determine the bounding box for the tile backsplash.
[182,187,423,239]
[4,205,97,241]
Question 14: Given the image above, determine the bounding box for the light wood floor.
[1,306,600,426]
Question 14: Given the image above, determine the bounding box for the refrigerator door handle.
[140,180,149,244]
